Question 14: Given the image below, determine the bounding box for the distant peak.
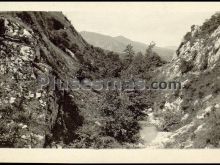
[114,35,131,42]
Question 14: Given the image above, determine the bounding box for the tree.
[145,41,156,56]
[100,91,140,143]
[124,44,135,64]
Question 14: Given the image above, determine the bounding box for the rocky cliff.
[149,12,220,148]
[0,11,124,148]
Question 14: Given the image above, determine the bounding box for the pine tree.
[124,44,135,63]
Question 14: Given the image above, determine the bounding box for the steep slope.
[80,31,175,61]
[0,11,165,148]
[0,11,124,148]
[145,12,220,148]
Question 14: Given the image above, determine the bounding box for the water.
[139,120,172,148]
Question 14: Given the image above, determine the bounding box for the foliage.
[100,91,141,143]
[179,59,194,74]
[182,12,220,46]
[193,107,220,148]
[0,12,170,149]
[123,44,135,68]
[201,12,220,35]
[145,41,156,56]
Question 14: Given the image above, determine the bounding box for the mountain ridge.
[80,31,176,61]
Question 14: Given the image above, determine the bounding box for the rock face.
[0,11,141,148]
[150,12,220,148]
[0,15,50,147]
[0,12,104,148]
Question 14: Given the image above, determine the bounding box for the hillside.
[1,11,220,149]
[0,11,165,148]
[144,12,220,148]
[80,31,175,61]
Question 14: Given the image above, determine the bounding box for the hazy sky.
[63,2,220,47]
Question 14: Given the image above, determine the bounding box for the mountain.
[0,11,164,148]
[1,11,220,149]
[80,31,176,61]
[148,12,220,148]
[0,11,121,148]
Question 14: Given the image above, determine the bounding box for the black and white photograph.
[0,1,220,156]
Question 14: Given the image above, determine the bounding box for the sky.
[63,2,220,47]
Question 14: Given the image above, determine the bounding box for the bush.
[0,119,20,147]
[179,59,194,74]
[201,12,220,35]
[193,107,220,148]
[100,91,141,143]
[160,105,183,131]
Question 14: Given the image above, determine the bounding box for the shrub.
[179,59,194,74]
[100,91,141,143]
[193,107,220,148]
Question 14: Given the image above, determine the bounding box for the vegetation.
[5,11,220,149]
[201,12,220,35]
[123,44,135,68]
[181,12,220,46]
[69,40,165,148]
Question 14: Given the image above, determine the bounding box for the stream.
[138,113,172,148]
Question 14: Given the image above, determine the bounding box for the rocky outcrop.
[0,15,51,147]
[149,12,220,148]
[0,12,93,148]
[0,11,130,148]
